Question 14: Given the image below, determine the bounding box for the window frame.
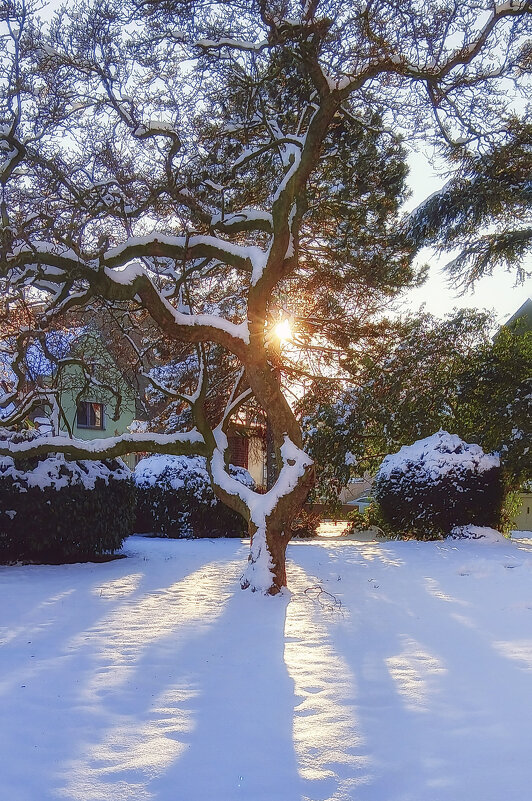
[76,401,105,430]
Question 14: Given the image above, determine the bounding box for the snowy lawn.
[2,533,532,801]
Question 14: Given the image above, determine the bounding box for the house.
[0,324,140,468]
[55,331,137,444]
[502,299,532,532]
[339,476,373,505]
[503,297,532,334]
[513,494,532,532]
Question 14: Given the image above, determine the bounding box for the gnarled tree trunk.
[242,456,315,594]
[209,394,314,594]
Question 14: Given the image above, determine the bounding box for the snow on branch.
[240,435,314,592]
[431,0,531,80]
[0,428,209,461]
[221,386,254,430]
[9,242,85,270]
[231,136,304,172]
[195,36,270,52]
[210,427,313,525]
[103,233,266,277]
[325,0,530,98]
[101,261,253,348]
[211,209,274,235]
[7,234,266,284]
[4,240,259,350]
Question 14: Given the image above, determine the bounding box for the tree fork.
[243,458,315,595]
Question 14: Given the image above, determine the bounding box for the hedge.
[0,455,134,562]
[134,454,254,538]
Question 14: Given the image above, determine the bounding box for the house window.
[76,401,105,430]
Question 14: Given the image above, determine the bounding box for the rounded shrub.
[134,454,254,538]
[373,431,504,539]
[0,455,135,563]
[291,509,320,538]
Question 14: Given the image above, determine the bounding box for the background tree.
[454,325,532,491]
[406,121,532,287]
[303,310,531,518]
[0,0,530,592]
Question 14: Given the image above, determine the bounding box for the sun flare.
[273,319,293,343]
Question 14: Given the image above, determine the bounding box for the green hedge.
[134,454,253,538]
[0,455,135,563]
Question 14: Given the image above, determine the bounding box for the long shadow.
[0,538,249,801]
[54,544,368,801]
[0,536,224,696]
[144,590,305,801]
[283,560,373,801]
[293,539,532,801]
[54,551,251,800]
[6,537,532,801]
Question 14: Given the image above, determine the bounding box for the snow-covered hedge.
[0,455,135,562]
[134,454,254,538]
[373,431,504,539]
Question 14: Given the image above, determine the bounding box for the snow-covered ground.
[2,532,532,801]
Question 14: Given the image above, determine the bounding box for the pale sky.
[402,149,531,325]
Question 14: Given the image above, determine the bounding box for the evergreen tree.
[406,121,532,287]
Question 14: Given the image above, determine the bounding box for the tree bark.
[241,456,315,594]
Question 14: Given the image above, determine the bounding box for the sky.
[402,149,531,326]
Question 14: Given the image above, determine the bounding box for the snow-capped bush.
[0,455,134,562]
[373,431,504,539]
[134,454,254,538]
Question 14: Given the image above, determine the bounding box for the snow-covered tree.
[0,0,530,592]
[302,310,491,501]
[454,325,532,488]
